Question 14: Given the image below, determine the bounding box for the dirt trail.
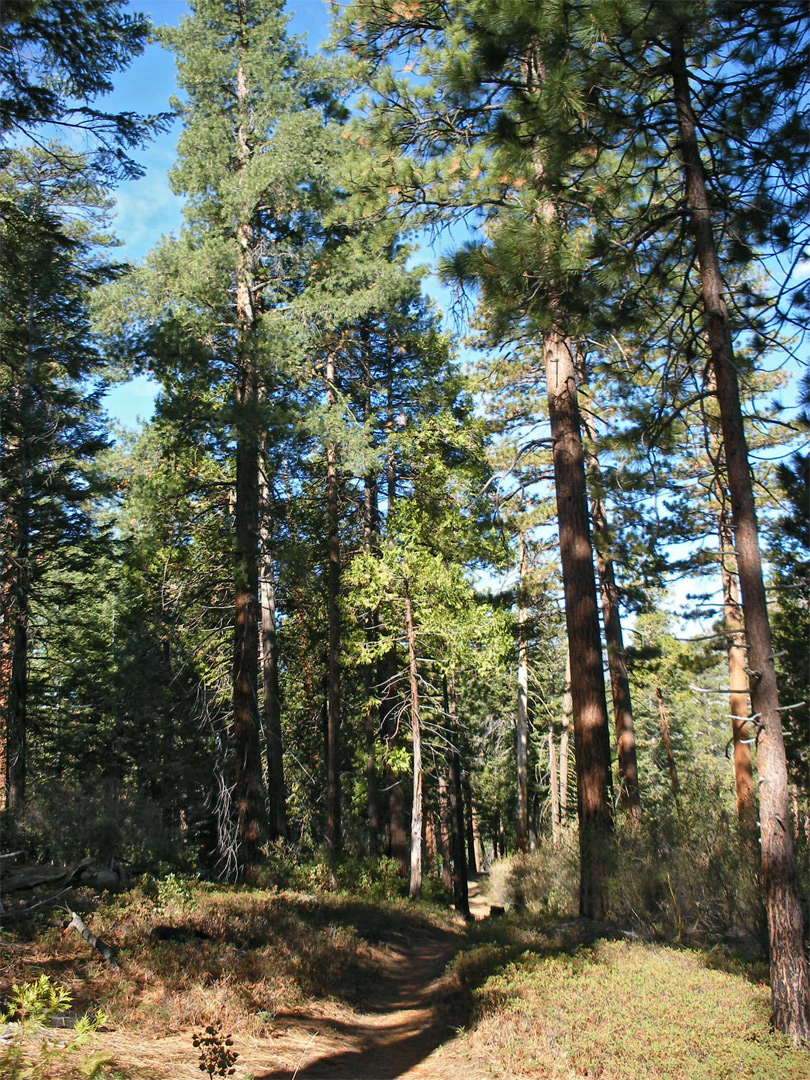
[254,878,492,1080]
[100,880,493,1080]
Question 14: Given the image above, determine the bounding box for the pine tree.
[111,0,349,872]
[0,0,165,181]
[0,147,117,810]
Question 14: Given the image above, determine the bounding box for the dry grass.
[0,879,459,1078]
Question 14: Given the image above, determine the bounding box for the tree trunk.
[516,529,530,852]
[719,511,756,832]
[233,377,263,869]
[325,349,342,859]
[465,778,479,874]
[561,648,574,825]
[549,729,560,842]
[445,675,470,918]
[560,648,572,827]
[379,644,409,875]
[259,447,287,840]
[545,329,613,918]
[437,773,454,891]
[404,579,422,899]
[591,490,641,818]
[671,30,810,1039]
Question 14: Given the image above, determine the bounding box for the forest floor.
[1,872,808,1079]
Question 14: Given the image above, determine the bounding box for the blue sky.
[104,0,339,424]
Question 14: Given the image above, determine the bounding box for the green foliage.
[489,833,580,919]
[491,780,764,946]
[153,872,198,914]
[257,842,406,901]
[463,938,807,1079]
[0,974,109,1080]
[0,0,166,181]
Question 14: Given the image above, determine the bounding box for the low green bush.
[0,974,110,1080]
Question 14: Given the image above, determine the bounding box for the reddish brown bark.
[719,513,756,832]
[591,492,641,818]
[671,30,810,1039]
[545,329,613,918]
[437,773,454,891]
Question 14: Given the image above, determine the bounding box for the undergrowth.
[450,925,808,1079]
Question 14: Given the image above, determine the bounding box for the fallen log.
[64,909,120,969]
[1,857,92,894]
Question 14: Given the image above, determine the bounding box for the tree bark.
[549,729,560,842]
[437,773,454,891]
[516,528,530,852]
[404,579,422,899]
[469,787,484,873]
[591,489,641,818]
[671,29,810,1039]
[560,647,572,827]
[719,511,757,832]
[325,349,342,859]
[259,447,287,840]
[544,329,613,918]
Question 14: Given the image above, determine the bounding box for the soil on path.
[253,877,492,1080]
[99,879,494,1080]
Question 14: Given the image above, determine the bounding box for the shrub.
[489,830,580,918]
[0,974,109,1079]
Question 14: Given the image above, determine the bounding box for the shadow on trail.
[255,922,464,1080]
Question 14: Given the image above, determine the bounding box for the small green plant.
[0,973,109,1079]
[192,1022,239,1078]
[154,872,196,913]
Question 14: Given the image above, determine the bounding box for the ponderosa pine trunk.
[465,778,479,875]
[326,349,342,858]
[259,447,287,840]
[671,29,810,1039]
[0,461,29,813]
[404,578,422,899]
[719,511,756,833]
[560,647,572,828]
[544,329,613,918]
[438,773,454,891]
[516,528,530,852]
[591,491,641,818]
[548,730,559,840]
[232,41,265,871]
[380,355,408,872]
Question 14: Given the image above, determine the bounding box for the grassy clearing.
[447,919,808,1080]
